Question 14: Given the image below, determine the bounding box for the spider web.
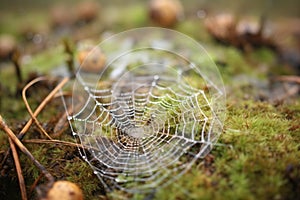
[64,28,225,194]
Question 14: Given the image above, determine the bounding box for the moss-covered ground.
[0,1,299,200]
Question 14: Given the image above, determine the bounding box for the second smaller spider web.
[68,64,221,193]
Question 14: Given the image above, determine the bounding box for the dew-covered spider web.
[63,28,226,194]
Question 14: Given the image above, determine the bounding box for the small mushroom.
[45,181,83,200]
[204,13,237,44]
[0,34,16,60]
[50,4,75,28]
[204,14,277,51]
[77,43,106,73]
[149,0,183,27]
[75,1,100,24]
[236,19,261,36]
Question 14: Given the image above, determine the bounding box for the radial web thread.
[67,70,223,193]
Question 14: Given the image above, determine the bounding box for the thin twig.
[0,77,69,168]
[273,75,300,84]
[53,91,72,98]
[278,83,299,102]
[29,173,44,196]
[9,137,27,200]
[0,115,54,183]
[52,105,72,138]
[21,77,52,139]
[11,48,23,84]
[23,139,90,150]
[63,38,75,76]
[22,76,69,140]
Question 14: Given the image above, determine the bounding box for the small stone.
[149,0,183,27]
[46,181,83,200]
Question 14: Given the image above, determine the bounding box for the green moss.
[103,4,148,31]
[0,130,10,152]
[148,100,300,200]
[19,140,105,199]
[1,48,299,200]
[248,48,276,65]
[23,45,67,75]
[176,19,211,42]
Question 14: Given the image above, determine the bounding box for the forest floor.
[0,1,299,199]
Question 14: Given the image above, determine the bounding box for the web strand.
[67,72,220,193]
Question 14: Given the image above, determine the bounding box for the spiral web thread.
[67,65,222,193]
[62,28,225,194]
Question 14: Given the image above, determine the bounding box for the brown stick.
[52,106,72,138]
[0,77,69,168]
[63,38,75,76]
[12,48,23,84]
[273,75,300,84]
[23,139,92,151]
[9,138,27,200]
[29,173,44,196]
[21,77,51,139]
[0,115,54,183]
[23,139,80,148]
[22,76,69,140]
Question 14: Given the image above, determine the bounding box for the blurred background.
[0,0,299,55]
[0,0,299,67]
[1,0,299,91]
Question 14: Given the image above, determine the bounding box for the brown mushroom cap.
[0,34,16,59]
[149,0,183,27]
[77,44,106,73]
[50,4,75,28]
[76,1,100,23]
[204,13,236,41]
[46,181,83,200]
